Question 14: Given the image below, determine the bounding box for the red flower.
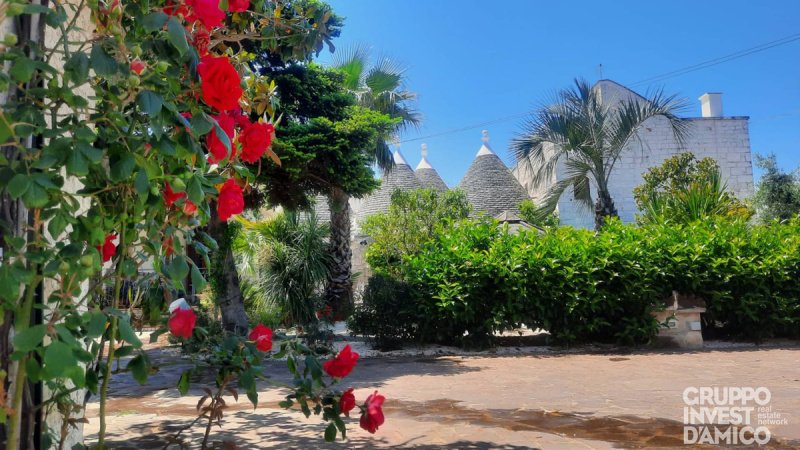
[164,0,189,18]
[96,234,117,263]
[238,122,274,163]
[197,55,242,112]
[248,324,273,352]
[163,182,186,207]
[192,28,211,56]
[130,59,145,75]
[359,391,385,434]
[185,0,225,29]
[206,112,236,163]
[323,344,359,379]
[169,307,197,339]
[183,200,198,216]
[217,178,244,221]
[228,0,249,12]
[340,388,356,416]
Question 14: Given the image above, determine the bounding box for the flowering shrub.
[0,0,383,447]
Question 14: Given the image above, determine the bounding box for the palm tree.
[512,79,688,230]
[325,46,420,314]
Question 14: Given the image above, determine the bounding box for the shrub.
[361,188,471,276]
[394,217,800,346]
[348,274,417,350]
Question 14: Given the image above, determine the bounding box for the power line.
[398,32,800,145]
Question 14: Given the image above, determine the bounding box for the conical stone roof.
[458,131,530,218]
[356,150,422,225]
[415,144,448,192]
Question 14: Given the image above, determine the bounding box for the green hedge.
[391,218,800,345]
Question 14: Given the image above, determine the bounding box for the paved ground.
[84,344,800,449]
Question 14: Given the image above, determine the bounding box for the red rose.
[340,388,356,416]
[130,59,145,75]
[359,391,385,434]
[228,0,249,12]
[323,344,359,379]
[185,0,225,29]
[96,234,117,262]
[217,178,244,221]
[192,28,211,56]
[238,122,274,163]
[206,112,236,163]
[169,307,197,339]
[183,200,198,216]
[248,324,273,352]
[163,182,186,207]
[197,55,242,112]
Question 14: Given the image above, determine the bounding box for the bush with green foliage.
[634,153,751,224]
[518,199,559,228]
[234,211,330,328]
[348,274,417,350]
[361,188,471,276]
[362,217,800,346]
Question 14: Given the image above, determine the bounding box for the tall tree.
[753,153,800,222]
[512,79,688,230]
[328,46,420,312]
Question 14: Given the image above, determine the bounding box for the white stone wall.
[514,81,755,228]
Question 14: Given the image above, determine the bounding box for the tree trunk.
[208,209,249,334]
[325,187,353,318]
[594,189,619,230]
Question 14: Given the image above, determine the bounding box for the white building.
[513,80,755,228]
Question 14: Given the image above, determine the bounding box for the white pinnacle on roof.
[393,148,409,166]
[476,129,494,156]
[415,143,448,192]
[416,143,433,170]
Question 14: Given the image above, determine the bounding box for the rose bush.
[0,0,384,447]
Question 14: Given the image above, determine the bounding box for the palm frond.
[332,44,371,91]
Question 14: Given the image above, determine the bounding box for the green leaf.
[66,149,89,176]
[64,52,90,84]
[190,113,214,136]
[22,183,49,208]
[137,90,163,116]
[278,399,293,409]
[177,369,192,395]
[10,58,35,83]
[118,317,142,348]
[12,324,47,352]
[190,264,207,292]
[110,154,135,181]
[126,353,150,385]
[78,142,103,163]
[212,120,232,153]
[166,17,189,55]
[90,43,118,76]
[324,423,337,442]
[142,11,169,32]
[7,174,30,199]
[86,310,107,338]
[165,255,190,283]
[134,169,150,194]
[186,176,203,204]
[44,341,77,376]
[47,212,68,238]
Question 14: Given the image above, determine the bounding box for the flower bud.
[127,74,140,88]
[3,33,18,46]
[156,61,170,72]
[80,255,94,267]
[131,44,142,57]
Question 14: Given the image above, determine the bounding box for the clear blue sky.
[320,0,800,187]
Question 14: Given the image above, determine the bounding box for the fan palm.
[323,45,421,314]
[512,79,689,230]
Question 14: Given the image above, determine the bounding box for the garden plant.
[0,0,386,447]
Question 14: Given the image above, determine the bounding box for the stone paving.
[84,343,800,449]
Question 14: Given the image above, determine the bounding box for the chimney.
[699,93,723,118]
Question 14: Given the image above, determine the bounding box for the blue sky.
[320,0,800,187]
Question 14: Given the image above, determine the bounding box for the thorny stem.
[97,219,127,445]
[200,378,230,450]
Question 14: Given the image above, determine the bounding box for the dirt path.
[84,345,800,449]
